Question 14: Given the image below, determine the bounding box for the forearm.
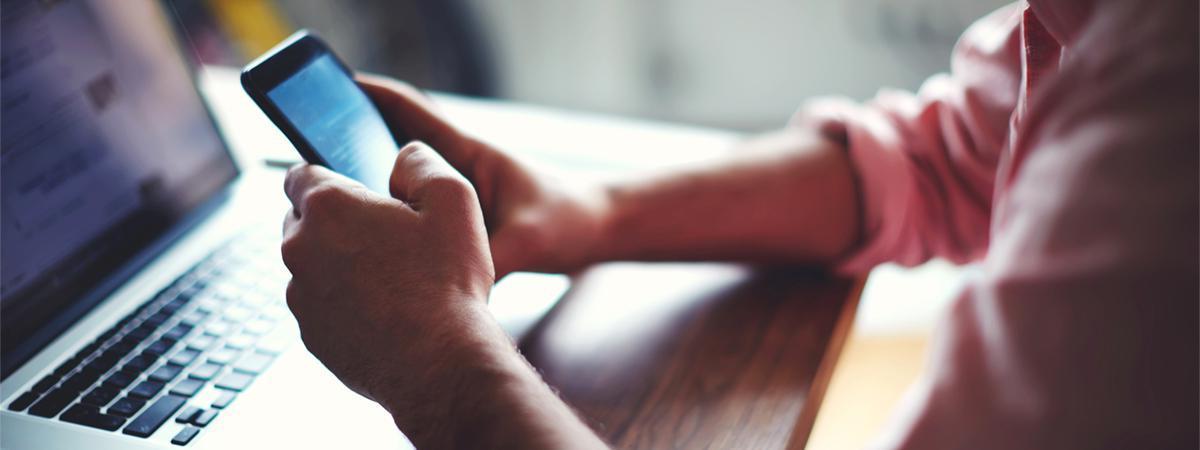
[590,127,860,265]
[380,304,606,449]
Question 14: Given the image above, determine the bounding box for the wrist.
[376,301,519,445]
[377,300,605,449]
[574,182,616,269]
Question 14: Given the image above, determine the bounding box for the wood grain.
[518,263,862,450]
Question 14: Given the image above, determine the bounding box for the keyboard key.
[8,391,38,412]
[180,310,210,327]
[52,357,83,377]
[81,386,119,407]
[195,305,218,317]
[195,298,221,315]
[123,354,158,373]
[90,358,118,375]
[61,404,126,431]
[189,363,222,381]
[170,378,204,397]
[103,371,137,389]
[101,344,134,362]
[242,318,274,335]
[224,333,256,350]
[183,282,207,297]
[187,334,217,351]
[76,343,101,358]
[204,320,232,336]
[170,287,195,301]
[232,352,274,375]
[97,342,124,356]
[60,377,90,393]
[145,310,173,327]
[175,406,201,423]
[149,364,183,382]
[214,372,253,392]
[32,375,59,393]
[213,286,240,303]
[128,324,155,340]
[110,339,138,355]
[139,296,162,313]
[28,388,77,417]
[210,391,235,409]
[164,324,194,340]
[107,397,146,417]
[84,357,114,374]
[162,298,189,314]
[171,426,201,445]
[192,409,218,427]
[123,394,186,438]
[207,347,239,365]
[77,369,107,388]
[62,371,100,392]
[144,338,176,357]
[116,332,141,347]
[129,381,165,399]
[168,348,201,367]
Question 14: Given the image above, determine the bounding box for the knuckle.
[423,175,475,201]
[395,142,425,166]
[284,165,309,193]
[303,184,347,211]
[285,164,305,183]
[279,236,303,269]
[284,280,304,314]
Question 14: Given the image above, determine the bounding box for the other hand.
[359,75,609,278]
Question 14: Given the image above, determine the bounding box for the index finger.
[283,164,350,216]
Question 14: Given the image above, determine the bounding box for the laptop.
[0,1,568,448]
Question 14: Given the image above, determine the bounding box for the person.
[277,0,1197,448]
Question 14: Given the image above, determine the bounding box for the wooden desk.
[200,66,863,449]
[522,264,862,449]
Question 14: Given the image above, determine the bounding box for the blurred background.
[167,0,1007,131]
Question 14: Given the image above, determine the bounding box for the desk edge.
[785,275,868,450]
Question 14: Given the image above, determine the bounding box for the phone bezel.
[240,30,377,168]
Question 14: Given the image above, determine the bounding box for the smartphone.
[241,30,404,193]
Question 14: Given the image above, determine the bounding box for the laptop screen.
[0,0,237,377]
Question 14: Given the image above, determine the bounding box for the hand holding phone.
[241,30,405,194]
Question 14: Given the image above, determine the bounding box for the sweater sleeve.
[793,4,1023,273]
[876,1,1198,446]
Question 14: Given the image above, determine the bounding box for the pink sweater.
[797,1,1197,447]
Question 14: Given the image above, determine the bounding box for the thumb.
[389,141,479,217]
[487,230,525,280]
[357,75,478,166]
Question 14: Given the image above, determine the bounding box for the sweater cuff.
[792,97,918,275]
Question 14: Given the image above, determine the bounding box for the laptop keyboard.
[6,231,293,445]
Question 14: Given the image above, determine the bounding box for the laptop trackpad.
[193,347,411,449]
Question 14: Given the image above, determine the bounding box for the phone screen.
[266,54,397,193]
